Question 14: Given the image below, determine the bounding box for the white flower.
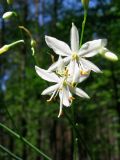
[49,56,90,84]
[45,23,107,73]
[35,66,89,117]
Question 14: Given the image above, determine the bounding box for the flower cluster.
[35,23,118,117]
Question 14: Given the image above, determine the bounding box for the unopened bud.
[7,0,14,5]
[31,39,36,56]
[0,45,9,55]
[31,47,35,56]
[100,48,118,61]
[31,39,36,47]
[0,40,24,55]
[3,11,17,20]
[81,0,89,10]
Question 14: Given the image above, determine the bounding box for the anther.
[80,70,89,75]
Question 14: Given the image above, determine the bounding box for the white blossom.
[45,23,107,73]
[35,65,89,117]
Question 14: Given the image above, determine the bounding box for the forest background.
[0,0,120,159]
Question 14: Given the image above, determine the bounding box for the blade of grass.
[0,123,52,160]
[0,144,23,160]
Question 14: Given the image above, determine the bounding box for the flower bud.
[31,39,36,47]
[100,48,118,61]
[31,47,35,56]
[7,0,13,5]
[2,11,17,20]
[0,45,9,55]
[81,0,89,10]
[104,51,118,61]
[0,40,24,55]
[31,39,36,56]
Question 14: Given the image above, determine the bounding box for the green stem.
[0,144,23,160]
[64,109,92,160]
[71,106,78,160]
[9,40,24,48]
[19,26,32,39]
[0,123,52,160]
[80,10,88,47]
[4,106,19,133]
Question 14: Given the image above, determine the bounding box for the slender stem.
[9,40,24,48]
[64,109,92,160]
[4,106,19,133]
[0,123,52,160]
[80,10,88,47]
[18,26,32,39]
[71,106,78,160]
[18,25,38,64]
[0,144,23,160]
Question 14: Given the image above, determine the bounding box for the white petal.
[68,60,79,83]
[58,92,63,118]
[48,56,62,72]
[41,84,59,95]
[80,58,102,73]
[78,65,90,83]
[68,60,76,77]
[79,73,90,83]
[73,62,82,83]
[79,39,107,57]
[71,87,90,99]
[63,87,71,106]
[71,23,79,52]
[56,56,65,73]
[35,66,60,82]
[63,56,71,64]
[45,36,72,56]
[48,56,71,72]
[67,60,90,83]
[59,87,70,107]
[48,61,58,72]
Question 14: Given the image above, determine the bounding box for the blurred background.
[0,0,120,159]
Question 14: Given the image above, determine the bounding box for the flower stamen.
[72,52,79,60]
[80,70,89,75]
[47,90,57,102]
[69,96,75,103]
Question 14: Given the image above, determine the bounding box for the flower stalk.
[81,0,89,11]
[80,10,87,47]
[19,26,37,56]
[64,108,92,159]
[71,106,78,160]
